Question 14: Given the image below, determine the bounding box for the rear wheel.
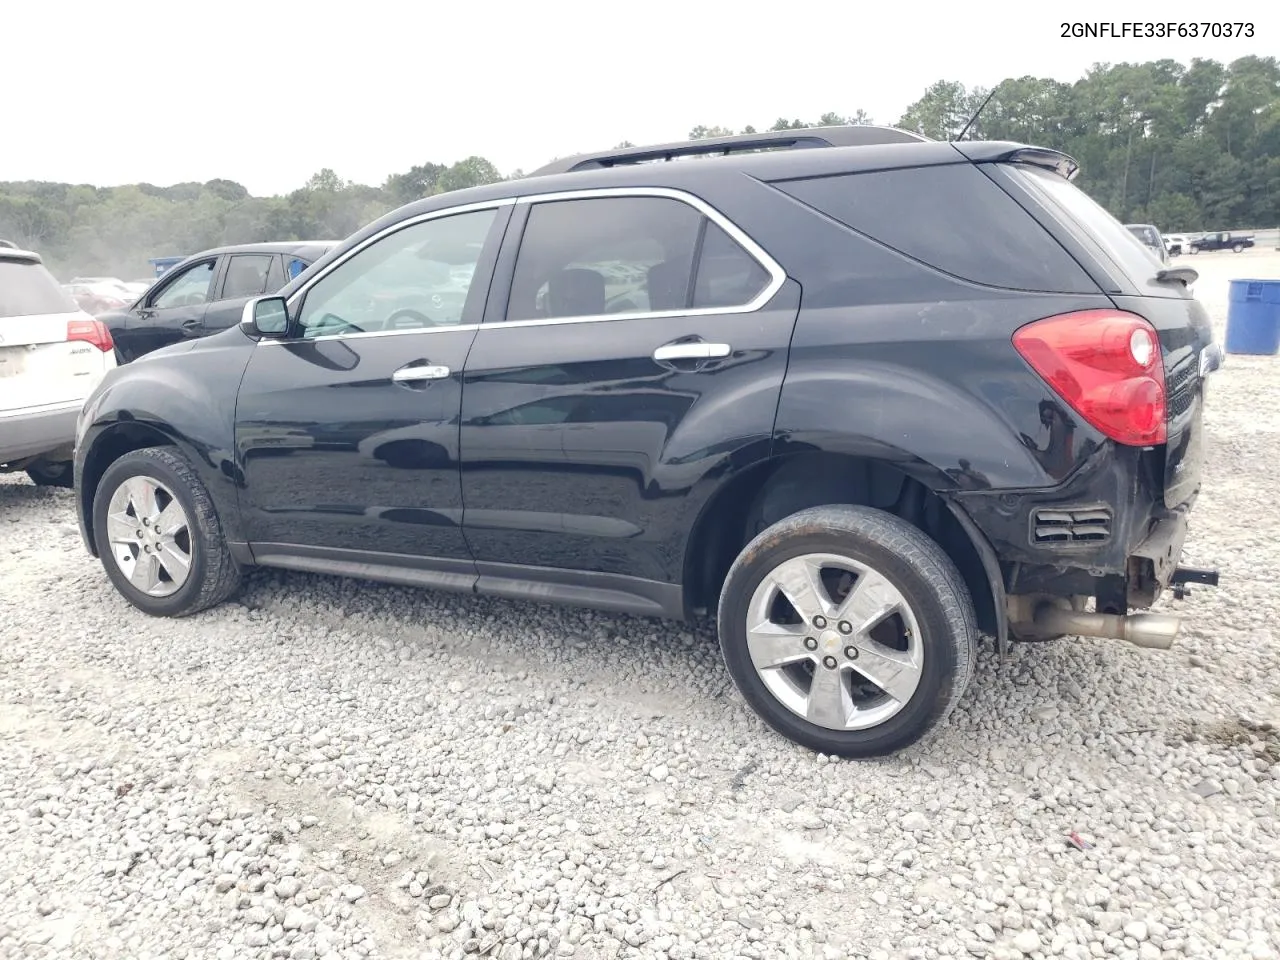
[716,505,977,757]
[92,446,241,617]
[26,460,74,488]
[1232,243,1244,253]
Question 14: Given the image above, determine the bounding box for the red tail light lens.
[1012,309,1166,446]
[66,318,115,353]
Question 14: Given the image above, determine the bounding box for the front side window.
[296,208,498,340]
[151,260,216,309]
[222,254,274,299]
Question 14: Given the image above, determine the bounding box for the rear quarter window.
[0,258,78,319]
[1012,167,1170,293]
[771,163,1097,294]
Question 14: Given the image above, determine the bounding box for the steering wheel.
[385,308,438,329]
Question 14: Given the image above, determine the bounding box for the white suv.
[1,246,117,486]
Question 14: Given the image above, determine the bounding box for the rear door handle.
[392,364,450,383]
[653,342,731,362]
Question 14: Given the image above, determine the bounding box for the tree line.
[2,55,1275,279]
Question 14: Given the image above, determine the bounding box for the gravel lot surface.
[3,250,1279,960]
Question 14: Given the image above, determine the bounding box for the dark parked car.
[99,241,336,362]
[1188,232,1254,254]
[72,126,1222,758]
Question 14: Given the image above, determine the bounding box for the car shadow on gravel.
[230,565,1218,764]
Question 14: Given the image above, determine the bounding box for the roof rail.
[530,125,933,177]
[0,239,18,249]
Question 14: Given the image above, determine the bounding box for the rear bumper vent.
[1031,506,1113,545]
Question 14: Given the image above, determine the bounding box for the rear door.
[0,255,107,414]
[124,256,220,359]
[458,188,799,595]
[202,252,276,333]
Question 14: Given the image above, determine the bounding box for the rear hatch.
[1,253,111,413]
[996,162,1214,510]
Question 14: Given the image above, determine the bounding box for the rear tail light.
[66,318,115,353]
[1012,309,1166,446]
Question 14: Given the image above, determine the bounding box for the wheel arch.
[78,422,178,557]
[681,450,1004,646]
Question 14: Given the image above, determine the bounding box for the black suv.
[73,126,1222,757]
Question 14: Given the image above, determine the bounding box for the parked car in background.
[2,246,117,487]
[1124,223,1169,264]
[1189,232,1254,254]
[73,126,1220,758]
[97,241,337,362]
[63,283,125,315]
[1162,233,1189,256]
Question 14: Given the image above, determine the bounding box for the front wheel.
[716,505,977,758]
[1232,244,1244,253]
[92,446,242,617]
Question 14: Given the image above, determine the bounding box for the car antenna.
[955,88,997,142]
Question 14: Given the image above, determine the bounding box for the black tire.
[26,460,74,488]
[716,504,977,757]
[1189,246,1200,255]
[92,446,241,617]
[1232,244,1243,253]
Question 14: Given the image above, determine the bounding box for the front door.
[122,256,221,360]
[235,203,511,565]
[459,191,800,592]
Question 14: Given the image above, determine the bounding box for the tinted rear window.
[771,163,1096,294]
[0,258,78,319]
[1015,167,1167,286]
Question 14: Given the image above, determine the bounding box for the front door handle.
[392,364,450,383]
[653,341,731,362]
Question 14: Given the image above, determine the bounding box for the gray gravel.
[3,251,1279,960]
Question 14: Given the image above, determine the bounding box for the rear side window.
[506,196,773,322]
[772,164,1096,294]
[222,254,274,299]
[693,222,771,309]
[0,258,77,318]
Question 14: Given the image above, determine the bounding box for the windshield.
[0,258,79,319]
[1015,167,1168,283]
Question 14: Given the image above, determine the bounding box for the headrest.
[547,268,605,318]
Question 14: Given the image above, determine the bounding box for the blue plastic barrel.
[1225,279,1280,356]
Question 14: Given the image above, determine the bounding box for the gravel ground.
[3,250,1279,960]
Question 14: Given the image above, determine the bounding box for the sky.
[3,0,1277,197]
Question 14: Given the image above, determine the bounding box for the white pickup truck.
[1,245,118,486]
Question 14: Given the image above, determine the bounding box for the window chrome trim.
[259,186,787,346]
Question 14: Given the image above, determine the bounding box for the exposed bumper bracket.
[1170,565,1219,588]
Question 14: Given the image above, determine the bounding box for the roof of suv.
[355,131,1079,237]
[191,240,338,259]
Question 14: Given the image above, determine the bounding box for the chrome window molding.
[259,186,786,347]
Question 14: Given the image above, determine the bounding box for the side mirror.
[241,295,290,339]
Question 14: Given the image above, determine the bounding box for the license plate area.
[0,346,30,378]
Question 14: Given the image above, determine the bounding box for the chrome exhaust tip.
[1032,604,1181,650]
